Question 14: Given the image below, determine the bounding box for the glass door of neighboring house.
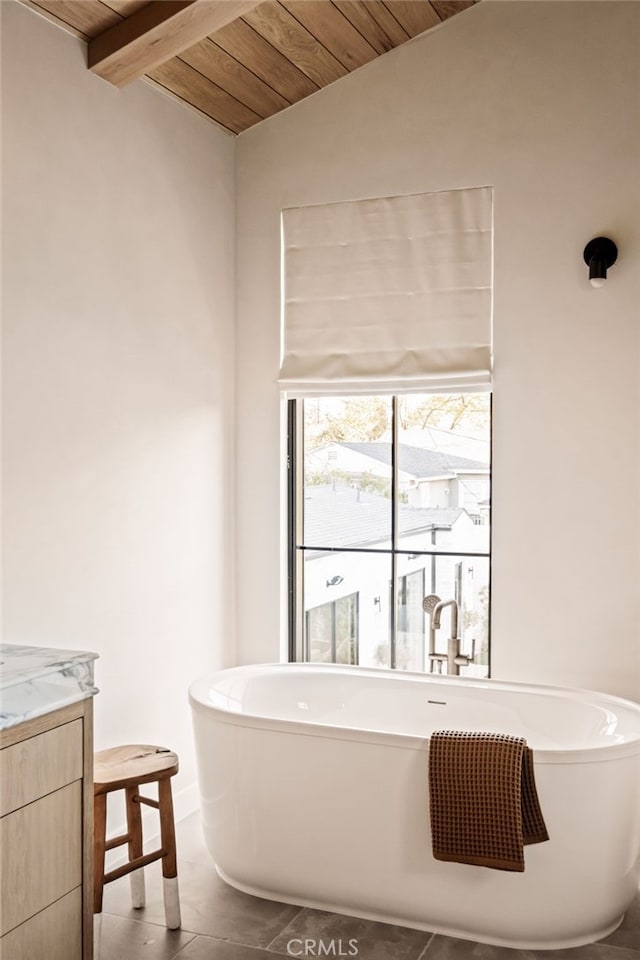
[305,593,359,665]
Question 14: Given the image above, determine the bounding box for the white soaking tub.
[189,663,640,949]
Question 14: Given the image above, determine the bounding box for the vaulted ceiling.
[19,0,478,134]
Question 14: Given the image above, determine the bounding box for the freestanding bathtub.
[189,663,640,949]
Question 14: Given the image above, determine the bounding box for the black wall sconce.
[326,575,344,588]
[583,236,618,288]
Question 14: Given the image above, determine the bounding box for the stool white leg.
[125,785,145,908]
[93,912,103,959]
[130,867,146,908]
[158,777,181,929]
[162,876,181,930]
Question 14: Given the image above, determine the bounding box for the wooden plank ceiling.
[21,0,478,134]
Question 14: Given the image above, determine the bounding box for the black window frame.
[287,394,492,673]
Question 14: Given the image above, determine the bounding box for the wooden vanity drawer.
[0,719,83,816]
[0,780,82,936]
[0,887,82,960]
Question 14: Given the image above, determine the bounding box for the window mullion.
[390,395,399,670]
[288,399,306,662]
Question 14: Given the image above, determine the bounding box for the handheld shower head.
[423,594,441,615]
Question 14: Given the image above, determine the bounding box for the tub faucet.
[423,594,447,673]
[425,596,475,676]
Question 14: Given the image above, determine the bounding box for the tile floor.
[99,812,640,960]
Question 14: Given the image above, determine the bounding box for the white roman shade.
[280,186,493,395]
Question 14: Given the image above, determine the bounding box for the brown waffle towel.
[429,730,549,872]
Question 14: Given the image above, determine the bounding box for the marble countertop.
[0,643,99,730]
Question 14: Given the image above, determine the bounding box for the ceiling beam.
[88,0,263,87]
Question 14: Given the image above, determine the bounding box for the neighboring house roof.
[304,484,465,551]
[336,442,487,478]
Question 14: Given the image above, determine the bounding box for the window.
[288,393,491,676]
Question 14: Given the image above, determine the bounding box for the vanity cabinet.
[0,699,94,960]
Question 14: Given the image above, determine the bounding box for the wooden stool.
[93,744,181,930]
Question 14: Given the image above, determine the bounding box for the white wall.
[1,0,236,813]
[235,1,640,700]
[3,0,639,789]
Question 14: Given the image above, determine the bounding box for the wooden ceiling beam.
[88,0,263,88]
